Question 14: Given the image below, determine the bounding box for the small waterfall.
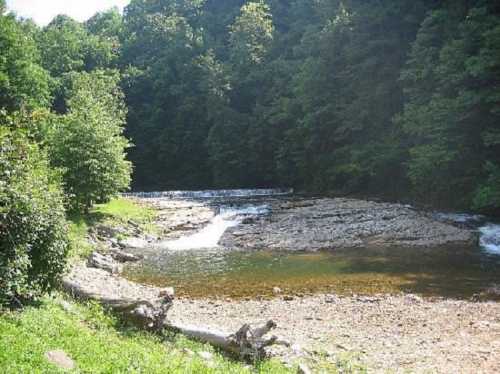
[158,204,269,251]
[479,224,500,255]
[123,188,293,199]
[433,212,500,255]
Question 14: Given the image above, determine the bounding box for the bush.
[0,124,69,306]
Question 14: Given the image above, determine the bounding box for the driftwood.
[172,320,279,361]
[62,278,173,331]
[62,275,280,360]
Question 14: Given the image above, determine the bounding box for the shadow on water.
[123,245,500,299]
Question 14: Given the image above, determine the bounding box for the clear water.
[124,246,500,299]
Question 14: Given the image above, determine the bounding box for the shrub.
[0,124,69,306]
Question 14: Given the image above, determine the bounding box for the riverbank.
[170,294,500,373]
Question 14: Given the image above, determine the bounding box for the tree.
[0,10,51,111]
[0,115,69,305]
[45,70,132,211]
[229,1,274,66]
[397,1,500,209]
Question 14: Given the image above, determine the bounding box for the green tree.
[45,70,132,211]
[0,10,51,111]
[397,1,500,209]
[229,1,274,66]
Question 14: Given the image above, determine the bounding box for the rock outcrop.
[220,198,475,250]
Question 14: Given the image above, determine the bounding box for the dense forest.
[2,0,500,213]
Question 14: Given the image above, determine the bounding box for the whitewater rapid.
[158,204,269,251]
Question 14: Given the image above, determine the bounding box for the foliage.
[0,119,69,306]
[44,70,132,212]
[398,1,500,208]
[117,0,500,211]
[229,1,274,66]
[38,15,118,79]
[0,10,51,111]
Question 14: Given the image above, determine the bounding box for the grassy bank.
[0,295,290,373]
[68,197,157,260]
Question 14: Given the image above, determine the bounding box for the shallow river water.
[123,190,500,299]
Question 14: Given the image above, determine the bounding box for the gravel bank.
[170,294,500,373]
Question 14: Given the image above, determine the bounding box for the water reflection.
[124,246,500,299]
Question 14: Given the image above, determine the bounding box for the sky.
[6,0,131,26]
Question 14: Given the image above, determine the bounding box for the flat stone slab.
[220,198,475,250]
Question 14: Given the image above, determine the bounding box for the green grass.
[93,198,156,224]
[68,197,158,260]
[0,295,292,373]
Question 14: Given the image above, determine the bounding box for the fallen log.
[62,267,281,360]
[172,320,279,361]
[62,278,173,331]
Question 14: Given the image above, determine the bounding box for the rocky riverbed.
[220,197,476,250]
[171,294,500,374]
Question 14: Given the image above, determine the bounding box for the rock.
[45,350,75,370]
[95,224,125,238]
[87,252,122,274]
[273,287,282,295]
[199,351,213,361]
[159,287,175,299]
[242,217,256,224]
[109,250,142,263]
[220,197,475,251]
[283,295,294,301]
[119,237,148,250]
[325,294,339,303]
[297,363,312,374]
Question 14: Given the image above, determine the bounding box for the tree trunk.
[62,277,281,360]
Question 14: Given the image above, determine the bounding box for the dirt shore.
[170,294,500,373]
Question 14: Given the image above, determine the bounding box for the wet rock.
[119,237,148,250]
[45,350,75,370]
[87,252,122,274]
[109,250,142,263]
[242,217,256,224]
[283,295,294,301]
[221,198,474,251]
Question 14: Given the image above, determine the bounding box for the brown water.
[123,245,500,299]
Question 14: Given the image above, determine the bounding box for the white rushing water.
[159,204,269,251]
[123,188,292,199]
[479,224,500,255]
[433,212,500,255]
